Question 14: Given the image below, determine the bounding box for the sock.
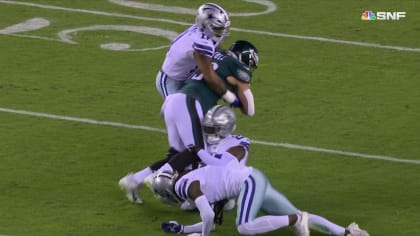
[183,222,215,234]
[159,163,174,173]
[308,213,346,235]
[133,167,152,184]
[237,215,289,235]
[149,159,167,171]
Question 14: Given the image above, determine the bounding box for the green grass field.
[1,1,419,235]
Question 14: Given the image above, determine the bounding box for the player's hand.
[187,145,202,154]
[161,221,184,234]
[230,98,242,108]
[222,90,242,108]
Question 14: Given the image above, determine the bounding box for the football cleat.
[346,222,369,236]
[294,211,310,236]
[118,173,143,204]
[161,221,184,234]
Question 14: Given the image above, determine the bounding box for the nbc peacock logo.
[361,10,376,20]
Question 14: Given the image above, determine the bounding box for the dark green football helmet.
[228,40,259,70]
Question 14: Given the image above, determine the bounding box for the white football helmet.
[196,3,231,42]
[202,105,236,145]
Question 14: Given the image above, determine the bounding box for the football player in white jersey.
[153,106,370,236]
[156,3,238,106]
[119,41,258,204]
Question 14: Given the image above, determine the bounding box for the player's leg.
[307,214,369,235]
[155,71,184,99]
[261,173,360,236]
[162,93,188,151]
[119,94,182,204]
[236,169,289,235]
[175,95,204,150]
[236,169,308,235]
[261,181,299,215]
[236,169,267,226]
[118,147,180,204]
[159,94,203,173]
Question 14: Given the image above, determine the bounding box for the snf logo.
[361,11,406,20]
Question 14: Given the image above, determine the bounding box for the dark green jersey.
[179,51,252,114]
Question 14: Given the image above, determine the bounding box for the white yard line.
[1,107,419,165]
[1,1,418,164]
[1,0,419,52]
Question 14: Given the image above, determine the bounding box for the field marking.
[1,107,419,165]
[107,0,277,17]
[0,1,419,164]
[0,17,49,34]
[1,0,419,52]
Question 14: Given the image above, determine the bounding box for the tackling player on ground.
[153,105,370,236]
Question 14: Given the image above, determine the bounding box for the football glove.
[230,98,242,108]
[161,221,184,234]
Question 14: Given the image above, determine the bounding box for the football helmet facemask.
[196,3,231,42]
[228,40,259,70]
[202,105,236,145]
[152,171,182,205]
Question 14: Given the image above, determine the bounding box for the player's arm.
[161,179,215,235]
[195,145,246,165]
[194,52,237,104]
[226,76,255,116]
[188,181,215,236]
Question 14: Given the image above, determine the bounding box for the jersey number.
[190,62,219,80]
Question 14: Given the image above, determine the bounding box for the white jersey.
[175,160,253,203]
[174,134,252,203]
[206,135,250,167]
[161,24,216,81]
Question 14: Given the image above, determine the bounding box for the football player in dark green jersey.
[179,40,257,116]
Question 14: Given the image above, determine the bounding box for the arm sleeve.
[194,195,215,236]
[242,89,255,116]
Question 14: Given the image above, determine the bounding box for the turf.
[1,1,419,236]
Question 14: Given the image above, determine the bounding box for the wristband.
[222,90,236,104]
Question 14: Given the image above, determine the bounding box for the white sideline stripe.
[251,140,420,164]
[1,107,419,165]
[1,0,419,52]
[0,107,166,133]
[232,28,420,52]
